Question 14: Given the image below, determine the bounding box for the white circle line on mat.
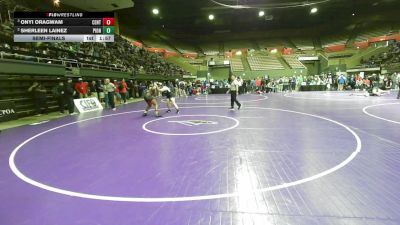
[194,97,231,101]
[162,95,268,104]
[284,92,398,101]
[142,114,239,135]
[9,106,361,202]
[362,102,400,124]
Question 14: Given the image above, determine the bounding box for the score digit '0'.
[102,18,115,26]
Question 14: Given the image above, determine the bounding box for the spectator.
[363,77,371,89]
[378,73,385,87]
[241,78,247,94]
[65,78,77,115]
[128,80,134,99]
[28,82,48,116]
[139,82,147,98]
[397,73,400,99]
[119,78,128,104]
[296,75,303,91]
[179,81,187,97]
[75,78,88,98]
[250,79,256,92]
[260,78,265,92]
[277,78,283,92]
[0,31,191,86]
[89,80,97,98]
[102,79,109,109]
[133,80,139,98]
[348,75,355,89]
[338,74,346,91]
[282,76,289,92]
[266,80,276,93]
[113,80,122,104]
[395,72,400,89]
[355,74,363,90]
[326,75,333,90]
[290,77,296,92]
[96,80,104,101]
[52,81,65,114]
[255,77,261,91]
[104,78,116,110]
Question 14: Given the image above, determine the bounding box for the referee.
[227,75,242,110]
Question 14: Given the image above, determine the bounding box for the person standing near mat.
[227,75,242,110]
[28,82,48,116]
[396,72,400,99]
[143,82,161,117]
[159,82,180,114]
[119,79,128,104]
[338,74,346,91]
[103,79,116,111]
[74,78,88,99]
[397,80,400,99]
[52,81,65,114]
[65,78,77,115]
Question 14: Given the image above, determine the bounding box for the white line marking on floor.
[9,106,361,202]
[362,102,400,125]
[284,92,398,101]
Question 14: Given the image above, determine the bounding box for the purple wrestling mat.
[0,93,399,225]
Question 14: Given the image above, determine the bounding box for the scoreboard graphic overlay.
[14,12,115,42]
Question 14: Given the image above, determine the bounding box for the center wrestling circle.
[142,114,240,135]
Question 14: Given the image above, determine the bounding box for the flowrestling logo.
[168,120,218,126]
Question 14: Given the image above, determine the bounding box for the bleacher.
[291,38,315,50]
[0,23,189,76]
[322,35,349,48]
[230,58,244,71]
[183,58,203,65]
[247,55,285,70]
[200,43,220,56]
[386,62,400,71]
[355,27,392,42]
[258,39,292,49]
[142,38,176,52]
[224,40,252,51]
[282,55,306,69]
[0,20,190,119]
[203,50,219,56]
[169,40,198,54]
[364,41,400,68]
